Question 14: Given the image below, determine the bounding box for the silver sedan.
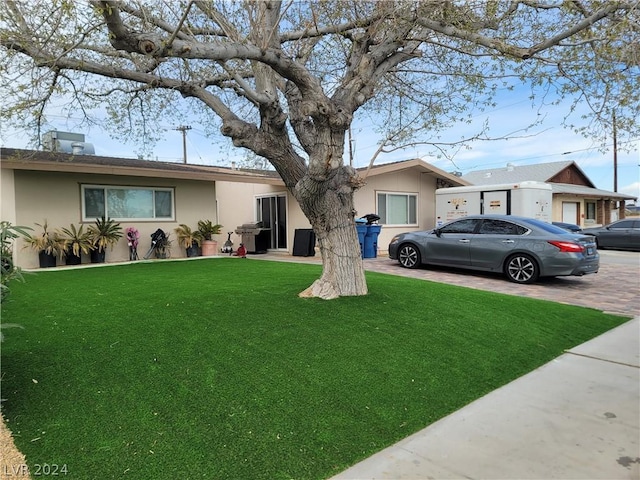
[388,215,599,284]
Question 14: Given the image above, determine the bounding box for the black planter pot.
[65,249,82,265]
[38,251,57,268]
[186,244,201,257]
[90,249,106,263]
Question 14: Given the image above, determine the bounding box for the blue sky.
[2,93,638,202]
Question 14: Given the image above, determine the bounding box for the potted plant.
[88,216,123,263]
[197,220,222,256]
[58,223,93,265]
[154,234,172,259]
[174,224,203,257]
[22,221,65,268]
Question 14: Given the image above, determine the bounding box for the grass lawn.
[0,258,629,479]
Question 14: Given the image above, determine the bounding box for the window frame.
[376,191,418,226]
[80,184,175,222]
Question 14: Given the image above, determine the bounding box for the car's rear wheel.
[398,244,421,269]
[505,253,539,284]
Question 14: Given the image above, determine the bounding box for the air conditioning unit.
[42,130,95,155]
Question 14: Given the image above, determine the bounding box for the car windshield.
[526,218,573,234]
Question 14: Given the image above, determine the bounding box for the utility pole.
[612,112,618,192]
[175,125,192,163]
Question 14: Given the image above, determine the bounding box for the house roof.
[0,148,284,185]
[551,183,636,200]
[1,148,470,188]
[359,158,471,186]
[461,160,593,186]
[461,160,635,201]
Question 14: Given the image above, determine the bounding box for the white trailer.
[435,181,553,225]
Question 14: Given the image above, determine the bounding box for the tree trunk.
[296,166,367,300]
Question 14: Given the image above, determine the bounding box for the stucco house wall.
[216,161,464,256]
[2,148,466,267]
[355,168,441,250]
[216,181,308,252]
[7,169,218,268]
[1,168,17,224]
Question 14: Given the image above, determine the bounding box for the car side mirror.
[434,228,442,237]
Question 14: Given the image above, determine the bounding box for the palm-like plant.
[197,220,222,240]
[1,221,31,302]
[58,223,93,257]
[88,216,123,252]
[23,221,65,257]
[174,224,204,249]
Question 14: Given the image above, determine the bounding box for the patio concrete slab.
[331,318,640,480]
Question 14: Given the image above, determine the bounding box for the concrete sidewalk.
[331,317,640,480]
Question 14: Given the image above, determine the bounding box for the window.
[440,218,479,234]
[377,192,417,225]
[81,185,175,221]
[610,220,634,229]
[585,202,596,221]
[478,219,527,235]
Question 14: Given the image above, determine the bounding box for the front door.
[256,194,288,250]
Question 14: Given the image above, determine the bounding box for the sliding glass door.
[256,194,288,250]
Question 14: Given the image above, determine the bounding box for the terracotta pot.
[201,240,218,256]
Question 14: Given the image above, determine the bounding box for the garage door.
[562,202,579,224]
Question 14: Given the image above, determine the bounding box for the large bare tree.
[1,0,638,298]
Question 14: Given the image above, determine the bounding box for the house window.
[377,192,417,225]
[585,201,596,222]
[81,185,175,221]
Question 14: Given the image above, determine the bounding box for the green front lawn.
[0,258,628,479]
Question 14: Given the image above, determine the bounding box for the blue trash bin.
[355,221,368,258]
[363,224,381,258]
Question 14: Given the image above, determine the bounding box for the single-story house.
[1,148,467,268]
[460,161,637,227]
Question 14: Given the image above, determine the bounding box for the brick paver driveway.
[364,250,639,317]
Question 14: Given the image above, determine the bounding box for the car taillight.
[547,240,585,253]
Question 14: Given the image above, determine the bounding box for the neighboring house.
[1,148,467,268]
[460,161,636,227]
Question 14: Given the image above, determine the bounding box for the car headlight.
[390,235,401,244]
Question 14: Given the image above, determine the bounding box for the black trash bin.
[293,229,316,257]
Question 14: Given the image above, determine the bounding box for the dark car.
[582,219,640,251]
[552,221,582,233]
[388,215,599,284]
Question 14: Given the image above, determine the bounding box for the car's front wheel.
[505,253,539,284]
[398,244,421,269]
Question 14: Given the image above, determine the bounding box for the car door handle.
[502,240,515,244]
[458,239,470,243]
